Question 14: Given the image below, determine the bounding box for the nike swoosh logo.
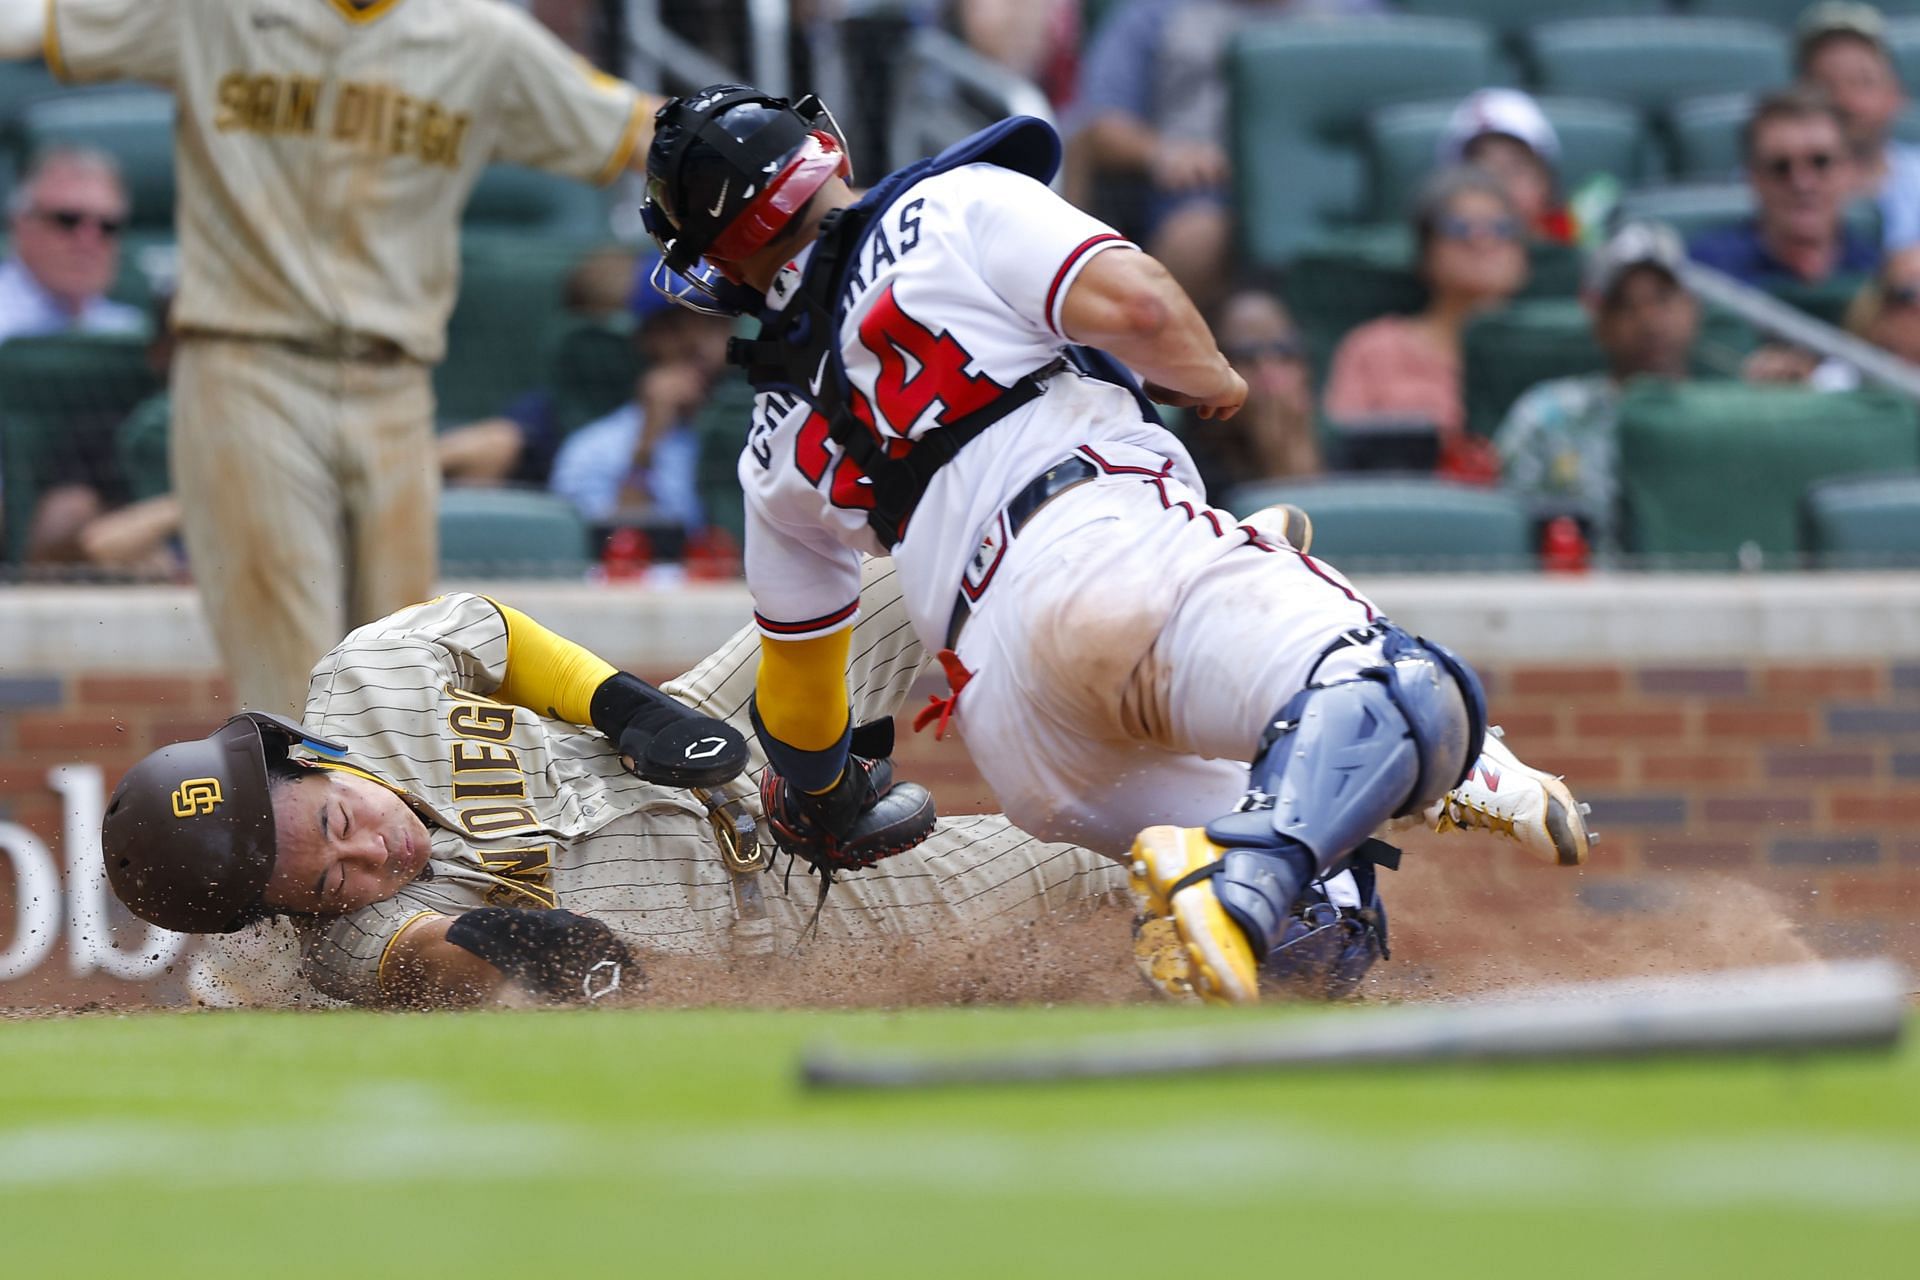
[707,180,729,219]
[808,351,831,396]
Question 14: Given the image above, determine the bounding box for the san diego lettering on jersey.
[214,71,472,168]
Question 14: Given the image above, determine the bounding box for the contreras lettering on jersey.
[214,72,471,169]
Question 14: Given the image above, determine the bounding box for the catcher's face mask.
[641,85,850,316]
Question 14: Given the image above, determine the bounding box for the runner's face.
[264,770,432,914]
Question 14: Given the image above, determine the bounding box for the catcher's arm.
[751,630,936,874]
[1061,248,1246,420]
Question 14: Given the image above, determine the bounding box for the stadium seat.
[0,58,61,125]
[548,315,642,436]
[1395,1,1665,81]
[16,88,175,232]
[114,391,171,503]
[1617,383,1920,564]
[438,487,591,579]
[1891,19,1920,99]
[1687,0,1920,27]
[1464,300,1605,439]
[1369,96,1645,222]
[1666,93,1752,182]
[1221,475,1535,572]
[0,332,159,561]
[1230,18,1493,265]
[462,164,609,243]
[1528,19,1790,117]
[1800,471,1920,568]
[434,242,591,426]
[1616,182,1755,241]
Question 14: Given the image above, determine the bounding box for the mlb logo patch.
[961,512,1008,602]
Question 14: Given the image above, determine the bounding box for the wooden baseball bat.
[800,959,1909,1091]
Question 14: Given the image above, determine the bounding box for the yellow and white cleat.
[1423,727,1594,867]
[1128,826,1262,1006]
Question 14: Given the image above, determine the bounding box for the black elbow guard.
[590,671,749,788]
[444,907,635,1003]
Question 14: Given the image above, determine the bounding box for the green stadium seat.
[0,332,159,561]
[1395,1,1665,81]
[16,88,175,232]
[1221,475,1535,572]
[1666,93,1752,182]
[1229,18,1493,265]
[438,487,591,579]
[434,242,592,426]
[547,315,642,436]
[1889,19,1920,99]
[114,391,171,503]
[462,164,608,242]
[0,59,61,126]
[1279,229,1426,381]
[1688,0,1920,27]
[1465,299,1605,439]
[1617,383,1920,565]
[1369,96,1646,222]
[1617,182,1754,241]
[1529,19,1790,116]
[1800,471,1920,567]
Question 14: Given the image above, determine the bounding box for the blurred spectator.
[1067,0,1387,308]
[1495,223,1698,553]
[1441,89,1576,244]
[548,259,731,530]
[1844,242,1920,361]
[956,0,1082,107]
[1323,168,1527,468]
[0,147,142,344]
[1688,89,1879,287]
[1184,286,1320,496]
[1796,1,1920,250]
[25,296,179,573]
[437,247,638,488]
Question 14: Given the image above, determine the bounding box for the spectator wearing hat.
[1796,1,1920,250]
[547,258,730,530]
[1442,88,1576,244]
[1495,223,1700,553]
[1688,88,1880,287]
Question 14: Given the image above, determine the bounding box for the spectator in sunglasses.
[1322,167,1526,472]
[1688,89,1880,289]
[0,146,142,345]
[1796,2,1920,251]
[1182,285,1320,498]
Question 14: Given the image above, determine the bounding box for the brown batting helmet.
[102,712,346,934]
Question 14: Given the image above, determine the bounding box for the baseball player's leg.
[341,360,438,629]
[171,338,349,717]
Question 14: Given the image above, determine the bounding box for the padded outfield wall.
[1,573,1917,1006]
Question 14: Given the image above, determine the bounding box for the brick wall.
[4,657,1918,1003]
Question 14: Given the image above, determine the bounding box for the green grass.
[2,1005,1916,1277]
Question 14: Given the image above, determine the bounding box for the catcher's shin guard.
[1131,623,1484,1001]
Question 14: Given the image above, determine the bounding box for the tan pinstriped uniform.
[189,560,1124,1008]
[46,0,649,716]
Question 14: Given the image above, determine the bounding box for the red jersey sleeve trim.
[753,599,860,637]
[1044,233,1129,336]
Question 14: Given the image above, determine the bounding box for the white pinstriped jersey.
[737,162,1203,652]
[46,0,645,360]
[186,566,1122,1007]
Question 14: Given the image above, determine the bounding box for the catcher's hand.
[444,907,634,1003]
[760,755,937,875]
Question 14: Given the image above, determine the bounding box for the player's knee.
[1214,624,1486,870]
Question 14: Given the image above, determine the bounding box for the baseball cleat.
[1243,502,1314,554]
[1426,727,1593,866]
[1128,825,1262,1006]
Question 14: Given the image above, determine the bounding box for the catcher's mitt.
[760,754,937,877]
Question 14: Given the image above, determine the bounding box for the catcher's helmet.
[641,84,850,311]
[102,712,346,934]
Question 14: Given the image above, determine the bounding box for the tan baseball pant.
[171,335,439,717]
